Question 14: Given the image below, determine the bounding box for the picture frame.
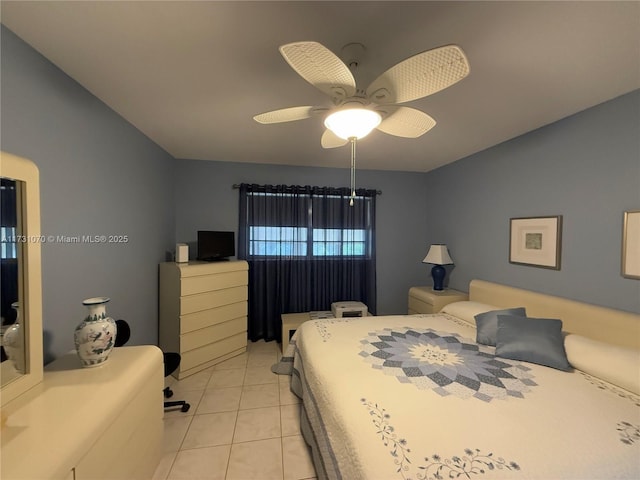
[622,210,640,279]
[509,216,562,270]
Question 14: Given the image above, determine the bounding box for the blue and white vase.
[74,297,117,367]
[3,302,25,373]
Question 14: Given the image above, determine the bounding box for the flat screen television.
[197,231,235,261]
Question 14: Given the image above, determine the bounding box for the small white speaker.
[176,243,189,263]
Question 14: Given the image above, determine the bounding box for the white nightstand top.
[409,286,467,296]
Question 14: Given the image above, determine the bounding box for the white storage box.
[331,301,368,318]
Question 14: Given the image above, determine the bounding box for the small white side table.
[281,312,311,352]
[281,311,336,352]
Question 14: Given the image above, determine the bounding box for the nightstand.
[408,287,468,314]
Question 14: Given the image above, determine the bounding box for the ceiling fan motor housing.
[340,42,366,69]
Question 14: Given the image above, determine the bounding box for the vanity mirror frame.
[0,151,43,407]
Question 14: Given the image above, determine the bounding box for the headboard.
[469,279,640,350]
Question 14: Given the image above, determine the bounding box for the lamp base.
[431,265,446,291]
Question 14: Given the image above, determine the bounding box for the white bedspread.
[289,313,640,480]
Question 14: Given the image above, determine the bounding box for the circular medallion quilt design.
[359,328,537,402]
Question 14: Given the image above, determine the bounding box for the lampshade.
[324,108,382,140]
[422,244,454,265]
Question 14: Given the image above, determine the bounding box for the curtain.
[238,184,377,342]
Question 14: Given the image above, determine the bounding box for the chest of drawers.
[159,260,248,379]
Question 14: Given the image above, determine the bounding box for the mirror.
[0,152,43,407]
[1,178,23,380]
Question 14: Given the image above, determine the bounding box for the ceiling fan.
[253,41,471,148]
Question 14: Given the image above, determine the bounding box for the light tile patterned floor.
[153,340,317,480]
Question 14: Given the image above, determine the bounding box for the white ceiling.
[2,1,639,172]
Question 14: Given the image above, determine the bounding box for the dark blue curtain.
[238,184,377,342]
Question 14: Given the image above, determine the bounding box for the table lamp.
[422,244,454,291]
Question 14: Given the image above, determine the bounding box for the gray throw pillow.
[474,307,527,346]
[495,315,571,371]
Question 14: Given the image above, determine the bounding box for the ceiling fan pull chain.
[349,137,357,206]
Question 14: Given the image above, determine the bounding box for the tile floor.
[152,340,317,480]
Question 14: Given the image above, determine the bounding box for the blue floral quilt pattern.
[360,328,537,402]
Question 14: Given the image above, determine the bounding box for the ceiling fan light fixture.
[324,108,382,140]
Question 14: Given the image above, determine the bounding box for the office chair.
[162,352,190,412]
[115,320,190,413]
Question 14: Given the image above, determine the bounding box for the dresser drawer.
[180,316,247,352]
[180,302,248,334]
[180,286,248,315]
[181,332,247,371]
[181,270,247,296]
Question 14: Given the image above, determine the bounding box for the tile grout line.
[162,343,291,480]
[278,365,286,480]
[224,365,246,479]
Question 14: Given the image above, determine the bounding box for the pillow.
[565,334,640,395]
[495,315,571,371]
[440,301,500,325]
[474,307,527,346]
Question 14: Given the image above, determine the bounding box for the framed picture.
[509,216,562,270]
[622,210,640,279]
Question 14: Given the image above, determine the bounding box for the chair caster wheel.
[181,403,191,413]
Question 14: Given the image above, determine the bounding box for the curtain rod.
[231,184,382,195]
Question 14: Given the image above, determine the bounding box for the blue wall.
[174,91,640,316]
[2,22,637,367]
[424,90,640,313]
[173,159,429,315]
[1,26,177,361]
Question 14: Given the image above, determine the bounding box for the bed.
[275,279,640,479]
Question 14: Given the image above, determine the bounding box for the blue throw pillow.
[474,307,527,346]
[495,315,571,371]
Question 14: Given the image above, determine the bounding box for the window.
[313,228,367,256]
[1,179,18,259]
[249,226,308,256]
[1,226,17,259]
[248,226,368,258]
[244,191,372,259]
[238,184,377,341]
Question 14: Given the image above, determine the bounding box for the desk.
[1,346,163,480]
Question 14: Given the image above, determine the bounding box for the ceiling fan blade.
[366,45,470,104]
[376,106,436,138]
[279,41,356,102]
[253,106,316,124]
[321,129,349,149]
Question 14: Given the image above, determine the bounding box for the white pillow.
[440,301,500,325]
[565,334,640,395]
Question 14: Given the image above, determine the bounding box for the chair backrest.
[114,319,131,347]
